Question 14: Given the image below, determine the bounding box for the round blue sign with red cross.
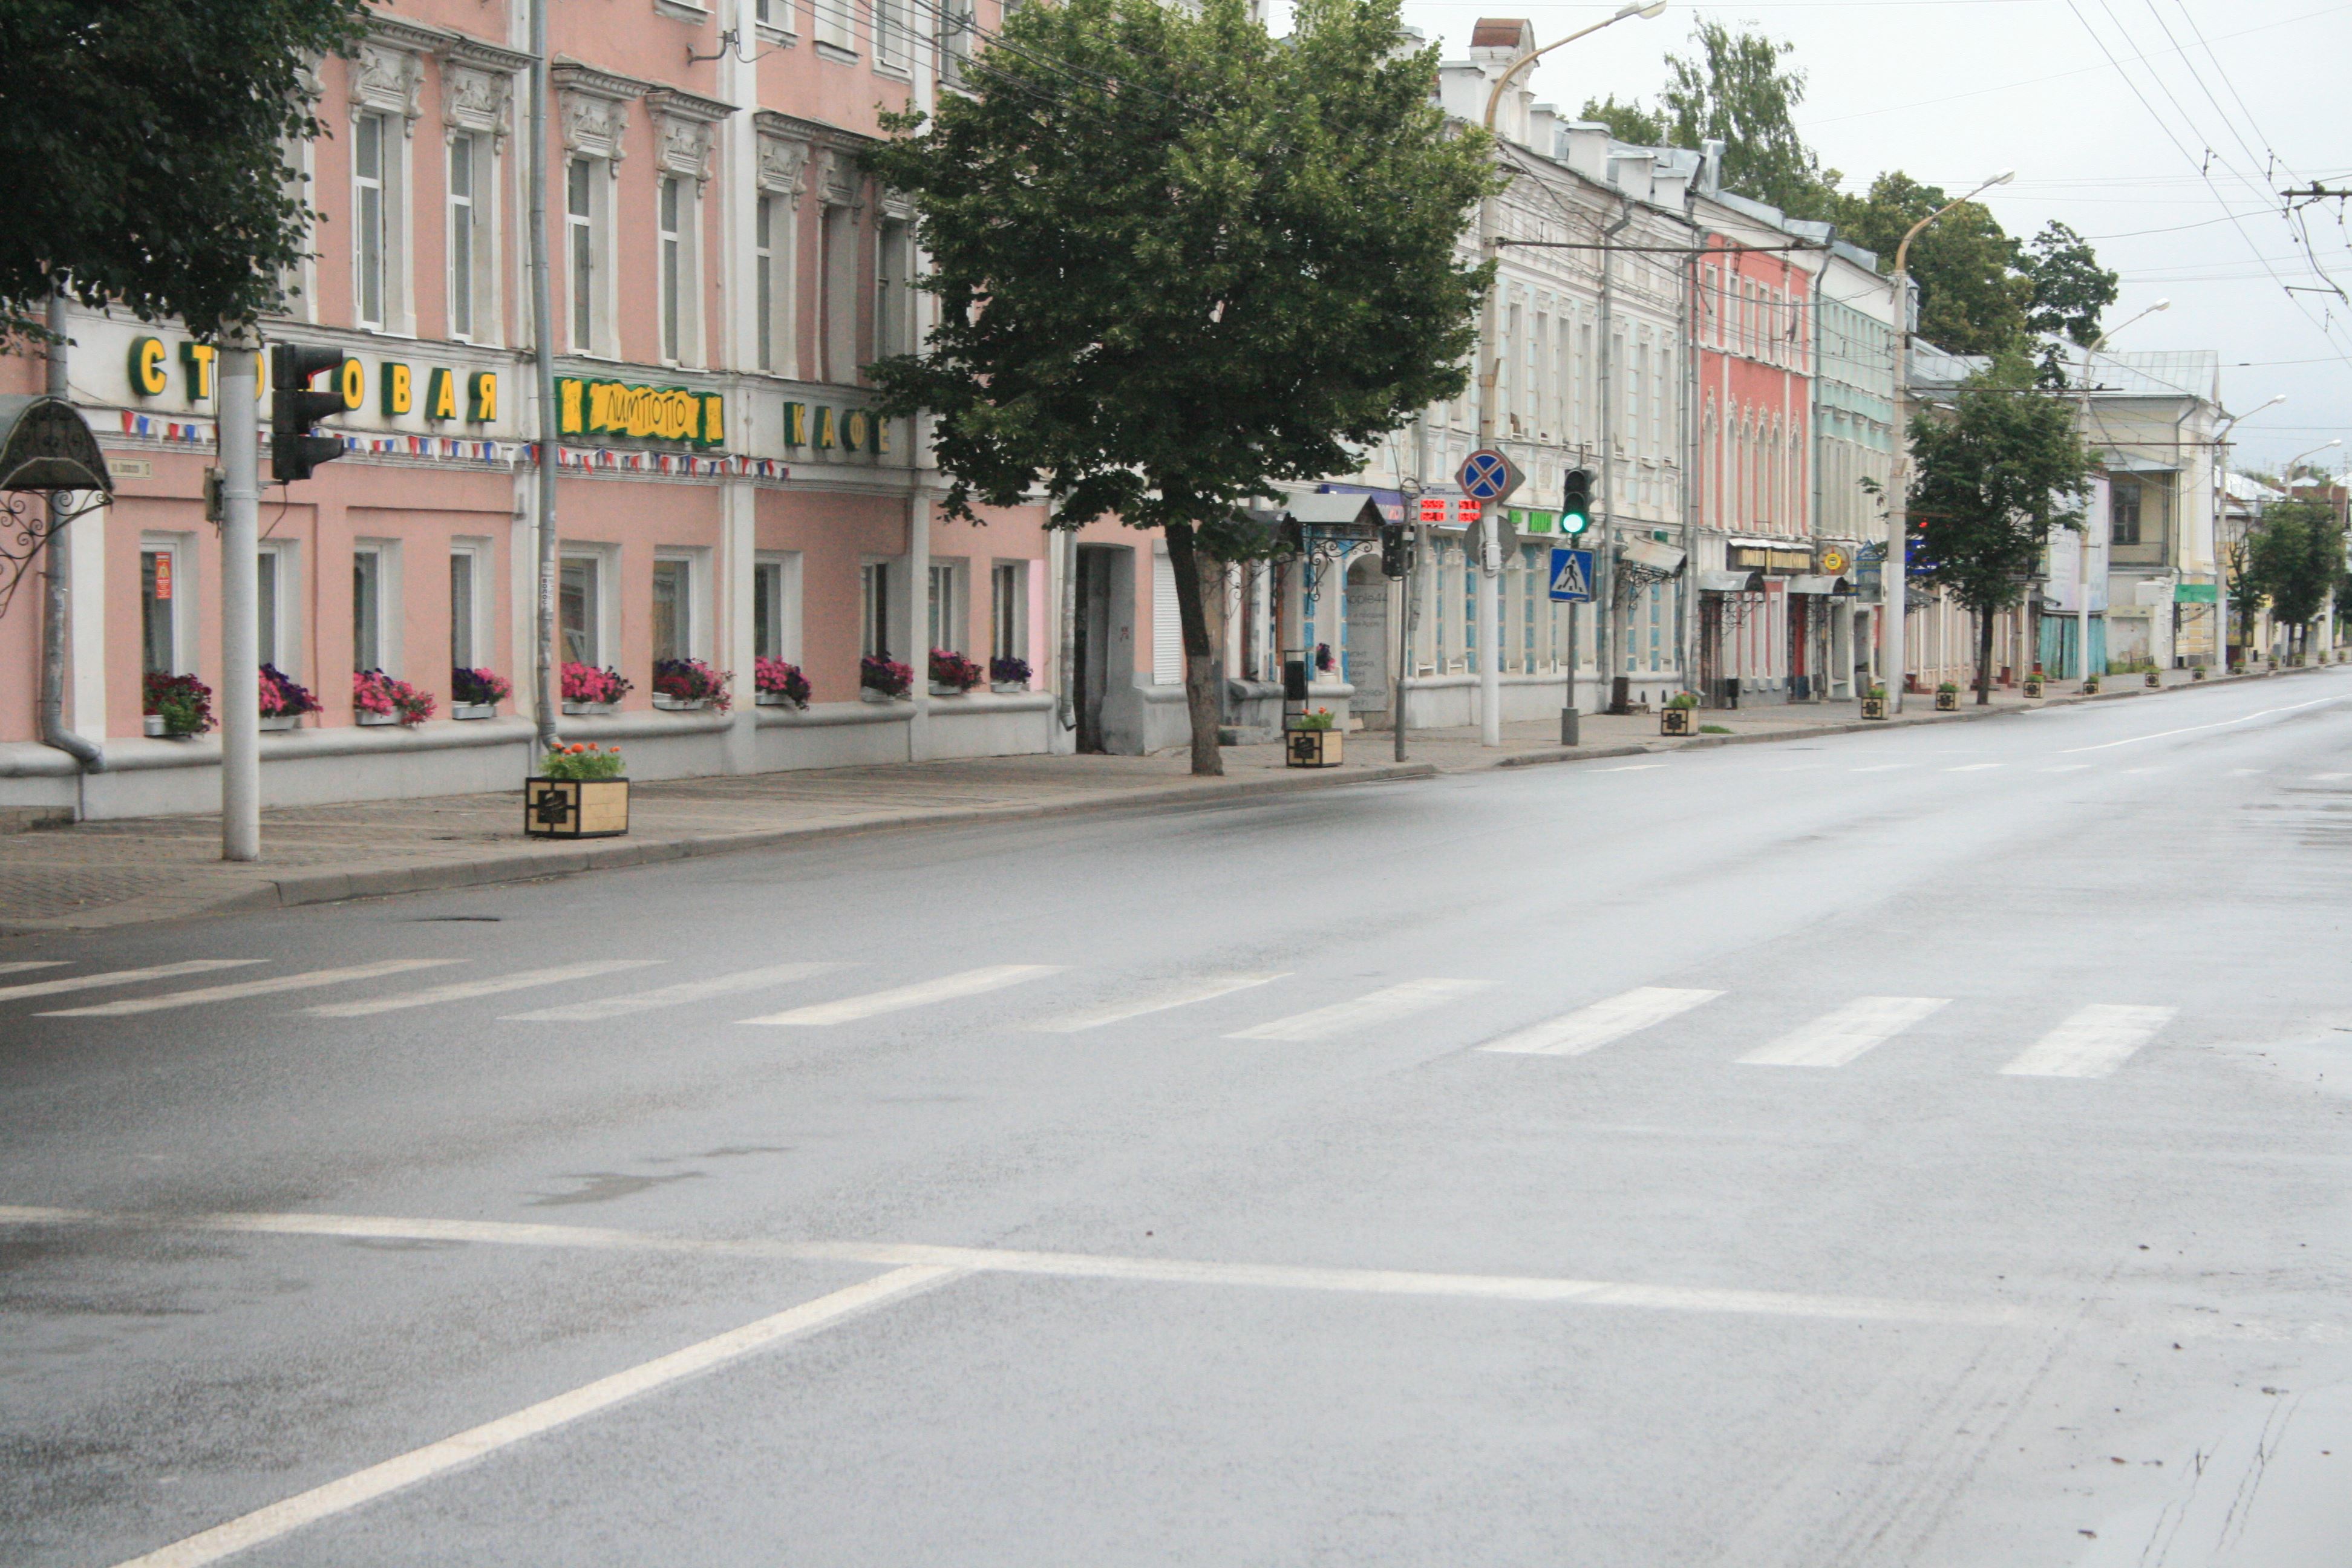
[1457,448,1524,502]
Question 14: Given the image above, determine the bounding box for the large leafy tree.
[1901,356,2092,701]
[866,0,1494,776]
[2246,498,2347,657]
[1583,21,1838,218]
[0,0,368,345]
[1832,173,2032,356]
[2021,220,2120,348]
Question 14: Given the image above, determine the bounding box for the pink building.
[1,0,1187,823]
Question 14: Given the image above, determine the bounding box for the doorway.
[1072,544,1136,753]
[1343,555,1389,725]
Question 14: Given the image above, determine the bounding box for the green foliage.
[2021,221,2120,349]
[1831,173,2032,355]
[2246,498,2347,632]
[539,744,627,782]
[1656,21,1840,218]
[1577,94,1665,146]
[0,0,369,344]
[864,0,1495,560]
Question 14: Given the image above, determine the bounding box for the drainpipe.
[528,0,561,754]
[39,292,104,779]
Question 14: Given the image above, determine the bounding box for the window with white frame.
[448,132,480,341]
[140,537,191,675]
[927,560,966,653]
[753,0,783,28]
[560,554,604,665]
[566,156,609,355]
[659,175,684,364]
[861,561,894,658]
[449,543,492,671]
[875,215,912,360]
[938,0,975,83]
[353,542,398,672]
[354,112,393,330]
[815,0,854,51]
[990,561,1027,665]
[755,194,777,372]
[875,0,910,69]
[753,553,803,661]
[258,542,298,674]
[652,557,693,663]
[820,196,857,384]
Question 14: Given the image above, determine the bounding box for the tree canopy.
[2246,498,2347,642]
[866,0,1495,774]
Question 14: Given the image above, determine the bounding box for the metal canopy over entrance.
[0,394,114,616]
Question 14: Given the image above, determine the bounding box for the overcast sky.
[1325,0,2350,475]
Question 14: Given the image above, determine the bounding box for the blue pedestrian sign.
[1457,447,1524,503]
[1547,547,1595,603]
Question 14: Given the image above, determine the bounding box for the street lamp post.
[1472,0,1665,746]
[2071,299,2169,688]
[2211,394,2284,675]
[1883,171,2012,713]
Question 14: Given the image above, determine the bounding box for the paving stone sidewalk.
[0,667,2298,935]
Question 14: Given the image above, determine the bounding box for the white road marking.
[2001,1004,2177,1078]
[1942,763,2002,772]
[2123,766,2169,774]
[301,961,664,1019]
[1851,763,1915,772]
[2040,765,2092,773]
[1228,976,1489,1042]
[1590,763,1666,773]
[503,962,844,1022]
[1740,996,1950,1068]
[2310,771,2351,782]
[100,1264,961,1568]
[742,964,1062,1025]
[1479,986,1723,1056]
[0,961,66,978]
[2060,695,2342,753]
[1031,971,1290,1033]
[0,961,263,1005]
[39,960,460,1018]
[2229,767,2267,776]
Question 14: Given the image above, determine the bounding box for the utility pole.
[528,0,560,755]
[1474,0,1666,746]
[1884,169,2013,713]
[1596,204,1633,711]
[218,332,261,862]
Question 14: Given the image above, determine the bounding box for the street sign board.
[1509,506,1559,536]
[1547,548,1595,603]
[1457,448,1524,502]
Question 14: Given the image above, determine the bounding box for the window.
[140,545,180,675]
[448,133,477,340]
[652,558,690,662]
[927,561,965,653]
[257,548,280,670]
[753,0,780,25]
[659,175,682,364]
[257,544,299,673]
[861,561,893,658]
[815,0,854,51]
[938,0,974,83]
[353,547,385,671]
[875,0,909,67]
[991,561,1027,664]
[354,113,388,330]
[875,218,910,360]
[820,201,857,383]
[755,195,776,372]
[449,547,482,670]
[567,157,599,354]
[560,555,601,664]
[2110,478,2141,546]
[753,554,802,660]
[1625,345,1642,459]
[1502,303,1521,431]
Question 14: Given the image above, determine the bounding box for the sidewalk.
[0,666,2321,934]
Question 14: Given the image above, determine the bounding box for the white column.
[720,477,757,773]
[68,496,106,736]
[1477,505,1501,744]
[218,342,261,861]
[906,487,930,761]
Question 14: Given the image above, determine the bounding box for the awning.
[1619,537,1687,575]
[0,396,113,494]
[1698,569,1765,593]
[1282,492,1387,529]
[1788,575,1835,594]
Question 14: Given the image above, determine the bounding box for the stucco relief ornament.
[560,93,630,163]
[443,64,514,144]
[757,137,811,203]
[818,149,861,210]
[656,114,715,188]
[350,42,425,130]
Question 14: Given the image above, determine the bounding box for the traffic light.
[1561,468,1593,536]
[270,343,348,483]
[1380,521,1414,578]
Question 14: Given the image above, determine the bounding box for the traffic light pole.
[219,337,262,862]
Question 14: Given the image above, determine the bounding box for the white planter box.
[259,714,301,731]
[561,701,615,716]
[860,689,909,705]
[451,702,498,720]
[354,711,400,727]
[990,682,1028,695]
[929,682,971,697]
[142,714,166,738]
[652,694,711,711]
[754,691,804,708]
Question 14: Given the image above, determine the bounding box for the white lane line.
[1740,996,1950,1068]
[1851,763,1915,773]
[2123,766,2169,775]
[0,961,67,978]
[0,961,264,1005]
[102,1264,961,1568]
[2040,765,2093,773]
[2060,695,2342,753]
[2001,1004,2177,1079]
[742,964,1062,1025]
[40,960,460,1018]
[503,962,844,1022]
[1942,763,2002,772]
[1479,986,1724,1057]
[1031,971,1290,1033]
[2311,771,2352,782]
[1228,976,1490,1042]
[301,961,665,1019]
[1590,763,1666,773]
[2229,767,2267,776]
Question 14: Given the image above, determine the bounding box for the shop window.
[449,546,490,670]
[928,560,966,654]
[353,544,392,672]
[652,558,691,663]
[991,561,1027,664]
[257,543,298,673]
[861,561,893,658]
[561,555,602,665]
[140,543,183,675]
[754,554,802,661]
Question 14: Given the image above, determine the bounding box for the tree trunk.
[1975,606,1996,705]
[1163,521,1223,777]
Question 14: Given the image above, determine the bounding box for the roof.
[2054,349,2221,402]
[1469,18,1532,49]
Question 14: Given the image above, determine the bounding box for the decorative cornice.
[439,33,536,76]
[643,87,734,125]
[350,42,426,130]
[443,62,515,144]
[551,60,649,164]
[817,147,862,209]
[753,109,875,151]
[755,134,811,201]
[549,59,659,103]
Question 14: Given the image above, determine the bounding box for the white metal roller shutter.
[1152,548,1182,685]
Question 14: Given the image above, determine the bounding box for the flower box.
[1661,707,1693,736]
[1861,696,1887,720]
[2023,679,2044,698]
[991,681,1028,694]
[2192,666,2207,681]
[651,694,710,711]
[756,691,800,708]
[860,689,907,705]
[260,714,301,732]
[451,702,498,720]
[1934,690,1959,711]
[1285,727,1342,768]
[929,682,966,697]
[524,776,630,839]
[2145,671,2163,688]
[561,701,615,716]
[354,711,399,727]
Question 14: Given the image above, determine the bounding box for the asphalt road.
[5,673,2351,1568]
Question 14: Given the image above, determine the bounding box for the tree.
[1576,94,1664,146]
[1656,22,1840,218]
[1900,355,2092,702]
[865,0,1494,776]
[2021,220,2119,348]
[2246,498,2347,657]
[0,0,367,346]
[1832,172,2031,356]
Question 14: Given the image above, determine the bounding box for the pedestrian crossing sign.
[1548,547,1595,603]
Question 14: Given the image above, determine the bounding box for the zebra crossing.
[0,951,2189,1082]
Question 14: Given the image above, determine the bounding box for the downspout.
[1595,198,1634,710]
[40,291,104,778]
[528,0,561,754]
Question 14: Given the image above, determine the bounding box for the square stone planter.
[929,682,973,697]
[860,689,909,705]
[259,714,301,731]
[451,702,498,720]
[143,715,204,739]
[1661,708,1693,736]
[1934,691,1959,711]
[1861,697,1887,720]
[651,694,710,711]
[561,701,615,716]
[1285,728,1342,768]
[755,691,800,707]
[354,711,399,727]
[524,776,630,838]
[990,682,1028,695]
